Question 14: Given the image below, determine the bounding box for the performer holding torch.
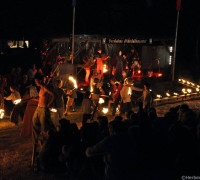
[120,77,143,115]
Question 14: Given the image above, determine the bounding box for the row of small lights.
[156,79,200,99]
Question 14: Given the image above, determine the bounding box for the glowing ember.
[69,76,78,89]
[102,108,108,114]
[98,98,105,104]
[0,109,4,119]
[14,99,21,105]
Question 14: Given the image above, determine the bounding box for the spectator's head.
[108,120,127,135]
[114,115,123,121]
[97,116,108,128]
[59,118,71,132]
[126,110,134,119]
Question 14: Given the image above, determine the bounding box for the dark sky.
[0,0,198,39]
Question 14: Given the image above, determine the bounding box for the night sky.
[0,0,199,79]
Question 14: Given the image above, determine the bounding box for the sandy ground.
[1,99,200,180]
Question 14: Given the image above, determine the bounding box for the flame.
[128,87,132,95]
[156,94,162,99]
[187,89,192,93]
[99,98,105,104]
[69,76,78,89]
[103,64,108,73]
[0,109,4,119]
[14,99,21,105]
[102,108,108,114]
[173,92,179,96]
[49,108,57,113]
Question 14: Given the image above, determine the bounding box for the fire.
[49,108,57,113]
[0,109,4,119]
[137,70,141,74]
[69,76,78,89]
[14,99,21,105]
[128,87,132,95]
[102,108,108,114]
[103,64,108,73]
[98,98,105,104]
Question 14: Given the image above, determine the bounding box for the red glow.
[42,52,46,55]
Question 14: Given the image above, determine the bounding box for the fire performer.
[108,77,123,116]
[83,56,95,84]
[31,73,55,167]
[4,85,22,125]
[63,76,77,116]
[94,49,110,78]
[120,77,143,115]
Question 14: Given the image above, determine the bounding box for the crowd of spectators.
[34,102,200,180]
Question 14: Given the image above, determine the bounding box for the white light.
[196,88,199,92]
[149,89,152,92]
[103,64,108,73]
[90,86,93,92]
[187,81,191,85]
[80,88,83,91]
[14,99,21,105]
[156,94,162,99]
[182,80,186,83]
[191,83,195,86]
[169,56,172,65]
[50,108,57,113]
[166,93,170,97]
[109,91,111,95]
[99,98,105,104]
[0,109,4,119]
[69,76,78,89]
[169,46,173,53]
[128,87,132,96]
[173,92,179,96]
[187,89,192,93]
[178,79,182,82]
[102,108,108,114]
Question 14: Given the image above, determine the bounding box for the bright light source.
[137,70,141,74]
[128,87,132,95]
[69,76,78,89]
[157,73,163,77]
[169,56,172,65]
[14,99,21,105]
[178,79,182,82]
[173,92,179,96]
[156,94,162,99]
[169,46,173,53]
[103,64,108,73]
[196,88,199,92]
[99,98,105,104]
[187,89,192,93]
[0,109,4,119]
[50,108,57,113]
[102,108,108,114]
[182,80,186,83]
[187,81,191,85]
[166,93,170,97]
